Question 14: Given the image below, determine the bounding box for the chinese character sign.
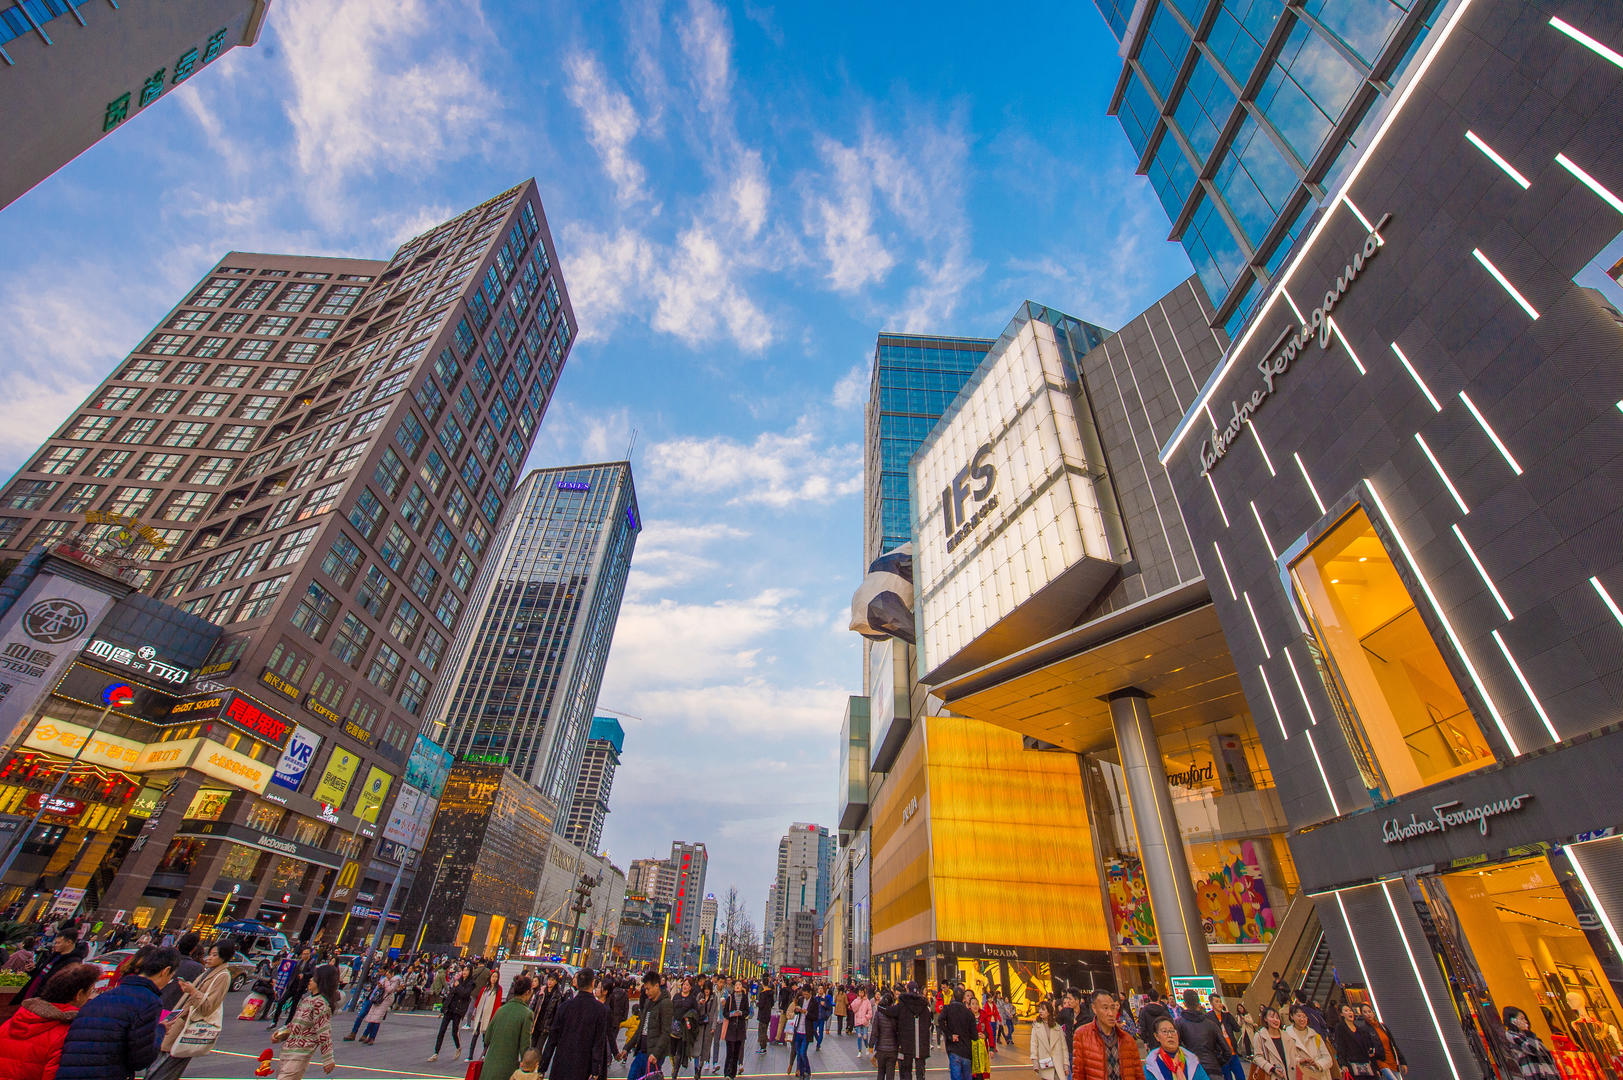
[0,575,114,750]
[102,27,230,133]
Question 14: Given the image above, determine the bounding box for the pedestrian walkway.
[190,993,1041,1080]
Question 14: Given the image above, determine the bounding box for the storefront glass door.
[1422,855,1623,1080]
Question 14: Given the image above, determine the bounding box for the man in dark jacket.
[896,985,932,1080]
[1174,991,1231,1079]
[1136,992,1172,1049]
[23,928,87,1001]
[804,990,824,1052]
[267,945,315,1028]
[938,990,979,1080]
[429,969,478,1061]
[532,970,573,1059]
[57,946,177,1080]
[550,970,610,1080]
[630,970,674,1080]
[756,985,775,1054]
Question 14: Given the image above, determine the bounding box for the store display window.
[1423,855,1623,1080]
[1290,506,1494,797]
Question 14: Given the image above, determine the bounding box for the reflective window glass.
[1173,56,1237,164]
[1213,116,1298,247]
[1206,0,1282,83]
[1138,3,1190,103]
[1147,138,1198,216]
[1183,192,1247,301]
[1301,0,1408,67]
[1118,76,1161,159]
[1257,21,1363,165]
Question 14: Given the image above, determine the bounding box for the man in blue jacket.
[58,945,179,1080]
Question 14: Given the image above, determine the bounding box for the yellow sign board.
[354,766,393,824]
[82,511,169,548]
[21,720,271,792]
[312,747,360,808]
[24,719,144,770]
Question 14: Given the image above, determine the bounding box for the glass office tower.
[863,334,995,567]
[1092,0,1440,334]
[431,462,639,819]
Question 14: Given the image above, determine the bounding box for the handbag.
[170,1005,224,1059]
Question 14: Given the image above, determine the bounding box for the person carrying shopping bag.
[147,941,237,1080]
[270,965,340,1078]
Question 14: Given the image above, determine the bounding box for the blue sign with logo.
[270,724,322,792]
[556,480,590,492]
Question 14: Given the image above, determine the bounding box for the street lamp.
[656,908,672,971]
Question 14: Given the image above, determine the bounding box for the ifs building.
[1156,2,1623,1079]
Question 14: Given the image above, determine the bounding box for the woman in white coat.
[466,967,503,1060]
[1282,1005,1335,1080]
[1030,1000,1070,1080]
[1250,1006,1290,1080]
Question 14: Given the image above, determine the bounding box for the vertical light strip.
[1381,880,1466,1080]
[1250,500,1277,561]
[1257,663,1289,740]
[1244,591,1272,658]
[1459,391,1525,475]
[1390,343,1442,411]
[1212,541,1238,600]
[1207,473,1231,528]
[1250,422,1278,476]
[1282,289,1305,322]
[1566,845,1623,962]
[1334,891,1384,1020]
[1491,629,1560,743]
[1464,130,1531,188]
[1294,452,1327,516]
[1284,646,1319,726]
[1592,575,1623,629]
[1302,729,1341,816]
[1366,480,1520,755]
[1452,524,1512,619]
[1472,248,1540,319]
[1329,317,1368,374]
[1414,433,1469,513]
[1557,153,1623,215]
[1550,16,1623,69]
[1340,195,1377,234]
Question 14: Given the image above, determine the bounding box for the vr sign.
[941,443,997,554]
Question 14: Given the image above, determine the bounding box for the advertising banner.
[404,735,454,799]
[311,747,360,807]
[0,574,115,747]
[270,725,322,793]
[22,717,143,770]
[353,766,393,824]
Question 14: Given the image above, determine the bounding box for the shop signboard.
[23,717,143,770]
[82,639,190,685]
[47,887,85,919]
[173,819,343,869]
[311,747,360,808]
[0,574,116,748]
[269,725,322,793]
[353,766,393,824]
[1170,975,1219,999]
[21,792,86,817]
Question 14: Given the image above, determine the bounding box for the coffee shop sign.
[1381,793,1533,845]
[1199,214,1391,477]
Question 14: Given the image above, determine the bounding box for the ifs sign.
[942,443,997,554]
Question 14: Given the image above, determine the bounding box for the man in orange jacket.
[1073,990,1143,1080]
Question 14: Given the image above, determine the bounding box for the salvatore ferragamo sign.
[1381,793,1533,845]
[1199,214,1392,477]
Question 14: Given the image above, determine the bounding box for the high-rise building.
[0,179,578,940]
[627,857,675,905]
[431,462,639,819]
[864,333,994,566]
[561,716,624,853]
[700,892,716,943]
[669,841,708,948]
[768,822,831,970]
[1090,0,1439,334]
[2,0,273,210]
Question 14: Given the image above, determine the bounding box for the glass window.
[96,385,143,411]
[348,488,385,541]
[323,534,363,588]
[332,613,372,668]
[257,367,300,391]
[236,574,288,622]
[34,446,87,475]
[1138,3,1190,104]
[374,448,407,499]
[52,483,100,513]
[87,449,131,477]
[388,600,421,646]
[291,581,339,641]
[1257,21,1363,167]
[1148,138,1198,216]
[3,480,55,510]
[1290,506,1495,797]
[450,552,476,592]
[1173,56,1238,165]
[1183,191,1248,301]
[1301,0,1406,67]
[379,522,413,573]
[171,362,206,386]
[1206,0,1282,84]
[356,565,393,618]
[366,643,403,692]
[1214,116,1299,247]
[417,626,446,672]
[399,668,429,716]
[160,489,213,522]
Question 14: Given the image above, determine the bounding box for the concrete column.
[1108,689,1215,982]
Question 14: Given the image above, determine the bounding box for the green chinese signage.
[103,27,229,133]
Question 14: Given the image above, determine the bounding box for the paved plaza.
[186,991,1035,1080]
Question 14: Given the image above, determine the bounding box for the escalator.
[1243,893,1337,1016]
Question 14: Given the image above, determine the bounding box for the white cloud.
[624,521,748,595]
[803,137,895,291]
[832,362,868,409]
[274,0,502,218]
[647,425,860,508]
[603,589,801,687]
[565,52,652,206]
[678,0,734,115]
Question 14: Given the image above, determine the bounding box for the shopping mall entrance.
[1419,852,1623,1080]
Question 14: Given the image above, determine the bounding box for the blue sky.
[0,0,1196,924]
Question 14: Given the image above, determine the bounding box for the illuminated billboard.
[911,308,1128,681]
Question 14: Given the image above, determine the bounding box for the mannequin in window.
[1564,991,1619,1079]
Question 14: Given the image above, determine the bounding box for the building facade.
[1151,3,1623,1078]
[431,463,638,818]
[525,831,625,963]
[628,856,676,906]
[561,715,623,853]
[1,0,272,209]
[669,841,707,950]
[768,822,832,971]
[0,179,578,940]
[1092,0,1442,336]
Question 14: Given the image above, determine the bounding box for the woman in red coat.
[0,962,98,1080]
[977,993,1001,1053]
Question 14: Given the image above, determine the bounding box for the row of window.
[189,274,365,316]
[112,356,306,388]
